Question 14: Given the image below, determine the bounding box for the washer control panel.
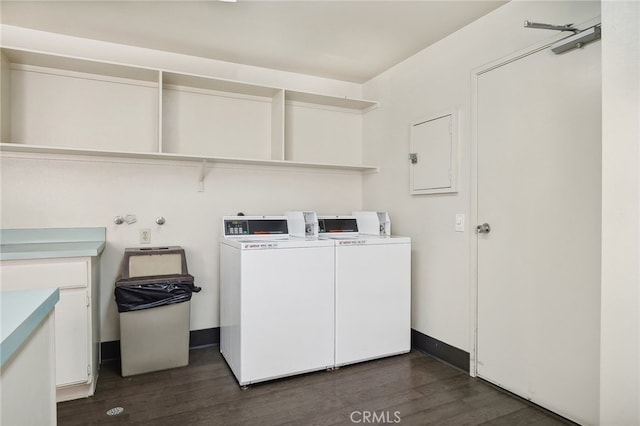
[318,217,359,234]
[223,216,288,238]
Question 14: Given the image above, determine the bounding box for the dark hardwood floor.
[57,347,573,425]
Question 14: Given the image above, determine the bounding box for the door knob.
[477,223,491,234]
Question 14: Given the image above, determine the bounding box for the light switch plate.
[455,214,465,232]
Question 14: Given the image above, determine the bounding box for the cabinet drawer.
[1,258,89,290]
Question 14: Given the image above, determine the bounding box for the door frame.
[467,16,601,377]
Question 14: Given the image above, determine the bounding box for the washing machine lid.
[317,216,359,236]
[222,216,289,239]
[319,234,411,246]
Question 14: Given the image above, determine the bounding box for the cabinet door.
[0,258,91,387]
[409,111,458,195]
[55,289,89,386]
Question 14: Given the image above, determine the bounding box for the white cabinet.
[0,47,378,171]
[0,257,100,402]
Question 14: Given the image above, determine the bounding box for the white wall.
[0,28,367,342]
[362,0,601,352]
[600,1,640,424]
[0,153,362,341]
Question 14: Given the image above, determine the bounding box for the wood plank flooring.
[57,347,574,425]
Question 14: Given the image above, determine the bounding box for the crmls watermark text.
[350,410,401,424]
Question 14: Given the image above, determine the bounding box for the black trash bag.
[114,274,201,313]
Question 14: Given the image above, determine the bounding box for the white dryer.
[219,216,335,386]
[318,215,411,367]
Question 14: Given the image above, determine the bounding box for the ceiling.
[0,1,508,83]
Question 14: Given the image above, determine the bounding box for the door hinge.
[409,153,418,164]
[87,364,91,378]
[86,294,90,308]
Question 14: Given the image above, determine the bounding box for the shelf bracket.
[198,159,208,192]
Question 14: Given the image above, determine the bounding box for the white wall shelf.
[162,71,282,99]
[285,90,378,112]
[0,143,379,172]
[1,48,159,83]
[0,47,379,173]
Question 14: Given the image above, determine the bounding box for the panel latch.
[409,153,418,164]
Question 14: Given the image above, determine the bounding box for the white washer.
[318,215,411,367]
[219,216,335,386]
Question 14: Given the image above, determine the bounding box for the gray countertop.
[0,227,106,260]
[1,288,60,366]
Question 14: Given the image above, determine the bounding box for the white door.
[476,40,601,425]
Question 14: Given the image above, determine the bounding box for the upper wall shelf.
[285,90,378,112]
[162,71,281,99]
[2,48,159,83]
[0,47,379,172]
[0,143,379,172]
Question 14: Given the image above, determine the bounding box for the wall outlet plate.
[140,228,151,244]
